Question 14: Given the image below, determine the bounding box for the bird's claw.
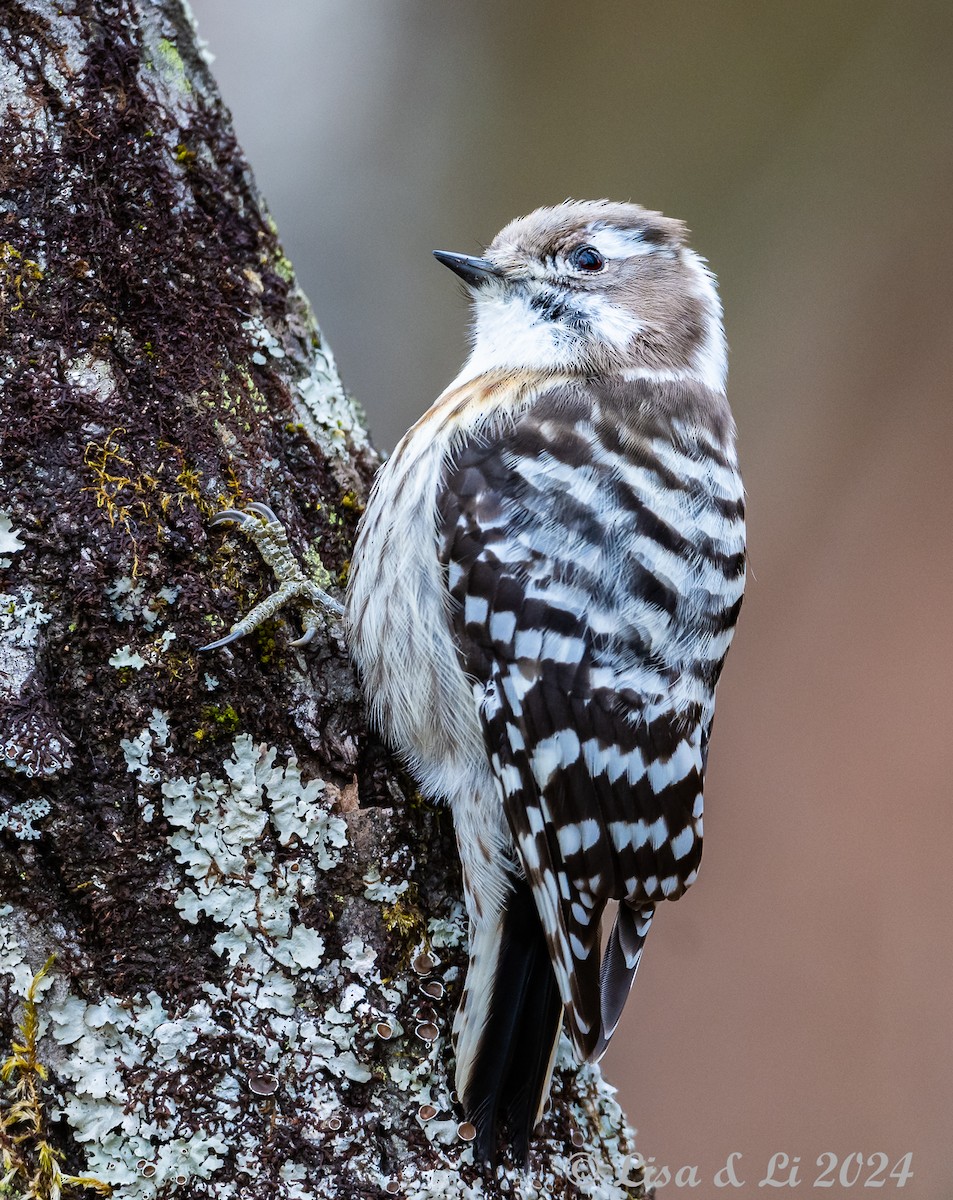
[209,503,280,531]
[198,627,248,653]
[288,627,318,648]
[209,508,254,528]
[245,501,280,523]
[201,503,343,653]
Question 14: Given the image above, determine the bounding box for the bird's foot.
[200,502,344,652]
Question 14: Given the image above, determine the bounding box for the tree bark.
[0,2,647,1196]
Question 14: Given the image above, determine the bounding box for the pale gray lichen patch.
[363,864,411,904]
[102,579,179,669]
[0,905,31,993]
[2,702,74,780]
[0,794,51,840]
[108,643,148,670]
[0,510,26,567]
[159,733,341,971]
[242,314,288,367]
[0,589,51,654]
[288,319,369,461]
[427,903,468,950]
[341,935,376,975]
[0,582,74,780]
[65,352,120,406]
[48,989,233,1192]
[121,707,170,786]
[107,575,180,630]
[0,588,53,708]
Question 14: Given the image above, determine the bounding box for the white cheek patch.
[456,284,642,379]
[457,288,575,378]
[588,227,657,260]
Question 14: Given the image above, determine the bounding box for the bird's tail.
[452,874,563,1166]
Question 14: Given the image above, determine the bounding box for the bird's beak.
[433,250,502,289]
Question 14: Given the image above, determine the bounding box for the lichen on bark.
[0,2,648,1197]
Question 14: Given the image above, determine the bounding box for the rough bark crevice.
[0,2,648,1197]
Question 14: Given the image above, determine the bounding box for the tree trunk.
[0,2,647,1196]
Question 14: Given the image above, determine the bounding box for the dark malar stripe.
[528,288,592,335]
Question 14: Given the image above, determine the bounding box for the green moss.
[272,246,295,284]
[189,702,243,745]
[380,886,428,967]
[153,38,191,93]
[0,242,44,315]
[339,489,364,513]
[253,623,280,666]
[236,365,269,415]
[302,544,336,594]
[200,703,240,733]
[210,367,270,422]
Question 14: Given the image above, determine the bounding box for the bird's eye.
[568,245,605,272]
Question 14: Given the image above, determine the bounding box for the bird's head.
[434,199,725,392]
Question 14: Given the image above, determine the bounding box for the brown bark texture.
[0,2,646,1197]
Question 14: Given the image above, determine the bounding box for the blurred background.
[189,2,953,1194]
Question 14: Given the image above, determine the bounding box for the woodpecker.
[346,200,746,1162]
[204,199,745,1166]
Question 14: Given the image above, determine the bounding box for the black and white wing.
[438,378,745,1152]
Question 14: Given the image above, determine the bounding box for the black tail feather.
[501,943,561,1166]
[461,876,563,1167]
